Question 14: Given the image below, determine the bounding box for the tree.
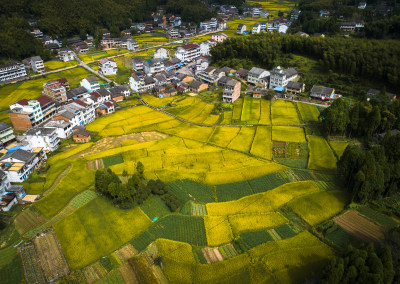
[136,161,144,177]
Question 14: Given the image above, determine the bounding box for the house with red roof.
[174,43,200,62]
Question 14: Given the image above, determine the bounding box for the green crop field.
[44,60,77,70]
[229,212,288,235]
[0,67,100,107]
[329,141,349,158]
[288,190,348,225]
[307,135,337,171]
[271,100,301,125]
[167,179,214,203]
[298,103,320,122]
[250,126,272,160]
[53,197,152,269]
[204,215,234,246]
[140,196,171,220]
[34,160,95,218]
[208,181,320,215]
[161,231,332,283]
[272,126,306,143]
[241,97,261,124]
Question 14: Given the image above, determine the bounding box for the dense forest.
[321,98,400,203]
[319,244,396,283]
[0,0,213,61]
[291,0,400,39]
[211,33,400,90]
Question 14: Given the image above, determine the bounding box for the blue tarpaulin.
[7,146,24,153]
[274,86,285,92]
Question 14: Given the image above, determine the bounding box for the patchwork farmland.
[3,93,371,284]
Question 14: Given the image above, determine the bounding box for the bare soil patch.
[334,210,385,243]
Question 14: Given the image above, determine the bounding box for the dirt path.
[41,166,72,197]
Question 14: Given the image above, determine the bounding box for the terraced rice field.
[307,135,337,171]
[271,100,301,125]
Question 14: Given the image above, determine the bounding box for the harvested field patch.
[202,247,224,264]
[14,207,47,235]
[32,230,69,282]
[115,244,138,262]
[118,262,138,283]
[334,210,385,243]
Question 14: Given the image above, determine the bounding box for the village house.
[222,78,241,103]
[42,79,67,103]
[0,171,11,198]
[252,23,261,34]
[132,57,144,71]
[236,24,247,34]
[52,110,80,129]
[96,101,115,116]
[63,100,96,126]
[164,58,182,71]
[175,44,201,62]
[198,42,210,56]
[358,2,367,9]
[99,59,118,76]
[66,86,88,102]
[269,66,298,90]
[286,81,305,95]
[30,56,45,73]
[72,127,91,143]
[212,33,228,42]
[153,47,168,59]
[127,39,139,51]
[177,74,193,83]
[189,80,208,93]
[30,29,43,38]
[0,193,17,211]
[235,68,249,80]
[199,67,225,85]
[310,85,335,100]
[247,67,270,86]
[23,127,60,152]
[9,96,57,131]
[43,119,72,139]
[194,56,211,73]
[58,48,75,62]
[9,99,43,131]
[0,122,15,147]
[0,62,27,83]
[0,147,47,182]
[291,10,301,20]
[144,59,165,74]
[81,77,100,92]
[200,18,218,32]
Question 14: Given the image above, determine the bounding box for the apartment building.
[222,78,241,103]
[42,80,67,103]
[0,62,27,83]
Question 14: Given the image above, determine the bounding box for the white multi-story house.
[144,59,165,74]
[59,48,75,62]
[200,18,218,32]
[212,33,228,42]
[99,59,118,76]
[279,24,289,34]
[358,2,367,9]
[30,56,45,73]
[132,57,143,71]
[23,127,60,152]
[153,47,168,59]
[63,100,95,126]
[127,39,139,51]
[247,67,270,86]
[175,44,200,62]
[0,62,27,83]
[129,76,144,93]
[0,122,15,146]
[9,99,43,130]
[0,148,47,182]
[81,77,100,92]
[236,24,247,34]
[199,67,225,84]
[252,23,261,34]
[44,120,73,139]
[168,28,180,38]
[269,66,298,89]
[260,21,267,30]
[199,42,210,56]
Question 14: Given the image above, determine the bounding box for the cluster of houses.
[237,17,293,35]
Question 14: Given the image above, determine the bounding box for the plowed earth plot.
[334,210,385,243]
